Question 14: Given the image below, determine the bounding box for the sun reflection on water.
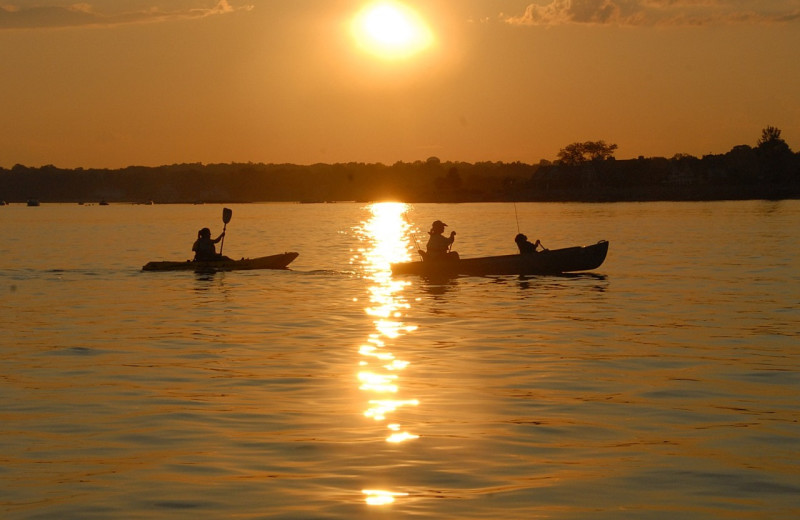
[362,489,409,505]
[353,202,418,506]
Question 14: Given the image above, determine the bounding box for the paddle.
[219,207,232,256]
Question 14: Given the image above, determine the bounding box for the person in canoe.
[423,220,459,261]
[515,233,543,254]
[192,227,229,262]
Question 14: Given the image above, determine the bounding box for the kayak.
[391,241,608,276]
[142,252,299,272]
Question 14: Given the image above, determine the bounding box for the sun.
[351,2,434,60]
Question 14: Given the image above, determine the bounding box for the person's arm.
[212,232,225,243]
[447,231,456,245]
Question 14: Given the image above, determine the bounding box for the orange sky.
[1,0,799,168]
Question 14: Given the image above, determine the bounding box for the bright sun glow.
[352,1,434,60]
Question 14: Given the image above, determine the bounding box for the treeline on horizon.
[2,128,798,204]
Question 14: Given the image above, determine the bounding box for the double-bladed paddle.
[220,207,232,256]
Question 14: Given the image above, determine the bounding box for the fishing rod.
[410,231,424,256]
[403,213,425,259]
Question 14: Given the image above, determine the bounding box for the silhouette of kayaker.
[515,233,543,254]
[192,227,228,261]
[424,220,458,260]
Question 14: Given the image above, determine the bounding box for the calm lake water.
[1,201,799,519]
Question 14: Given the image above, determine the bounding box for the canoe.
[391,241,608,276]
[142,252,299,272]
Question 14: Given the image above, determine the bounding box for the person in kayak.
[424,220,458,260]
[192,227,226,261]
[515,233,543,254]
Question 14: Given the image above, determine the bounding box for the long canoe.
[142,252,299,272]
[391,241,608,276]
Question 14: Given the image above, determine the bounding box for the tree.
[757,126,791,154]
[756,126,794,183]
[557,141,618,166]
[435,167,462,191]
[758,126,782,146]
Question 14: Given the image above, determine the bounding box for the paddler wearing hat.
[425,220,457,260]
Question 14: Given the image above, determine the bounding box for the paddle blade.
[222,207,232,224]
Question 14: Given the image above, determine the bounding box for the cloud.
[0,1,253,30]
[505,0,800,26]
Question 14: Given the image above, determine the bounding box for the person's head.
[430,220,447,234]
[198,227,211,238]
[515,233,527,244]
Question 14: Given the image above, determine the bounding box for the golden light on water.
[364,398,419,421]
[354,202,419,505]
[360,202,413,267]
[358,371,398,393]
[362,489,409,505]
[387,431,419,443]
[359,343,394,361]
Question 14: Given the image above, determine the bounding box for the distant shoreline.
[2,151,798,204]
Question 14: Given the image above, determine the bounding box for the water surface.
[1,201,799,519]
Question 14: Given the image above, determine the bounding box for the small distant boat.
[99,201,109,206]
[391,241,609,277]
[142,252,299,272]
[27,199,40,206]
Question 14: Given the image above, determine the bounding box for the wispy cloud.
[0,1,253,30]
[505,0,800,26]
